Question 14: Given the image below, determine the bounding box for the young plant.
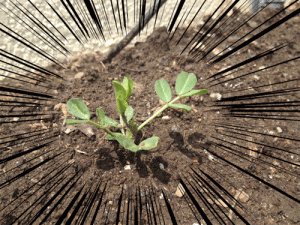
[66,72,208,152]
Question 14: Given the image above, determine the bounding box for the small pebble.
[210,93,222,100]
[159,163,164,170]
[75,72,85,79]
[159,193,164,199]
[253,75,260,80]
[162,115,171,120]
[276,127,282,133]
[175,184,185,197]
[124,165,131,170]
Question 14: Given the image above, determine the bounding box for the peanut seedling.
[66,72,208,152]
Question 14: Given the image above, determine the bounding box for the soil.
[0,6,300,225]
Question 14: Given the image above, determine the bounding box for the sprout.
[66,72,208,152]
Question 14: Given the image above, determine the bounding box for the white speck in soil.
[159,163,164,170]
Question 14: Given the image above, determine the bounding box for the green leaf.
[130,116,137,130]
[180,89,209,97]
[122,77,134,100]
[106,132,120,140]
[66,119,89,124]
[113,80,127,101]
[139,137,159,150]
[104,116,120,128]
[126,129,133,140]
[125,106,134,123]
[168,104,192,111]
[67,99,90,120]
[176,72,197,95]
[116,97,128,114]
[96,108,105,124]
[114,133,139,152]
[155,79,172,103]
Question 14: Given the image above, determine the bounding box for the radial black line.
[178,177,213,225]
[210,135,300,177]
[208,0,299,63]
[73,0,98,40]
[92,0,108,38]
[0,158,71,214]
[38,171,83,224]
[0,2,69,58]
[109,0,120,35]
[84,0,105,40]
[186,173,229,224]
[214,100,300,111]
[189,171,237,224]
[2,159,74,224]
[28,0,68,42]
[205,1,274,63]
[193,0,253,61]
[193,168,252,224]
[189,0,241,57]
[213,124,300,156]
[69,0,93,38]
[194,167,246,212]
[143,188,153,224]
[0,66,52,85]
[206,43,288,82]
[46,174,83,225]
[116,0,124,35]
[0,49,64,80]
[148,186,158,224]
[175,0,205,46]
[0,139,57,164]
[0,23,63,66]
[180,0,227,55]
[78,180,103,225]
[189,0,236,55]
[1,130,59,152]
[4,175,66,224]
[99,0,112,36]
[0,58,54,83]
[212,5,300,64]
[212,120,300,143]
[161,189,178,224]
[169,3,190,41]
[215,86,300,102]
[167,0,186,34]
[152,0,162,30]
[210,56,300,90]
[90,183,107,224]
[46,0,84,45]
[13,0,71,56]
[54,184,85,225]
[0,128,58,145]
[0,150,65,190]
[205,144,300,204]
[187,173,229,224]
[60,0,89,41]
[0,145,64,188]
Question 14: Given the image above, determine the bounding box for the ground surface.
[0,6,300,225]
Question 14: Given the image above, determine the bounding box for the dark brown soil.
[1,6,300,225]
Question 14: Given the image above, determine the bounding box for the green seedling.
[66,72,208,152]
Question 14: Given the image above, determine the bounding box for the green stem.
[88,120,116,137]
[137,96,181,131]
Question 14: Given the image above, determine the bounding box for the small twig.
[75,149,88,155]
[102,0,167,63]
[100,61,107,70]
